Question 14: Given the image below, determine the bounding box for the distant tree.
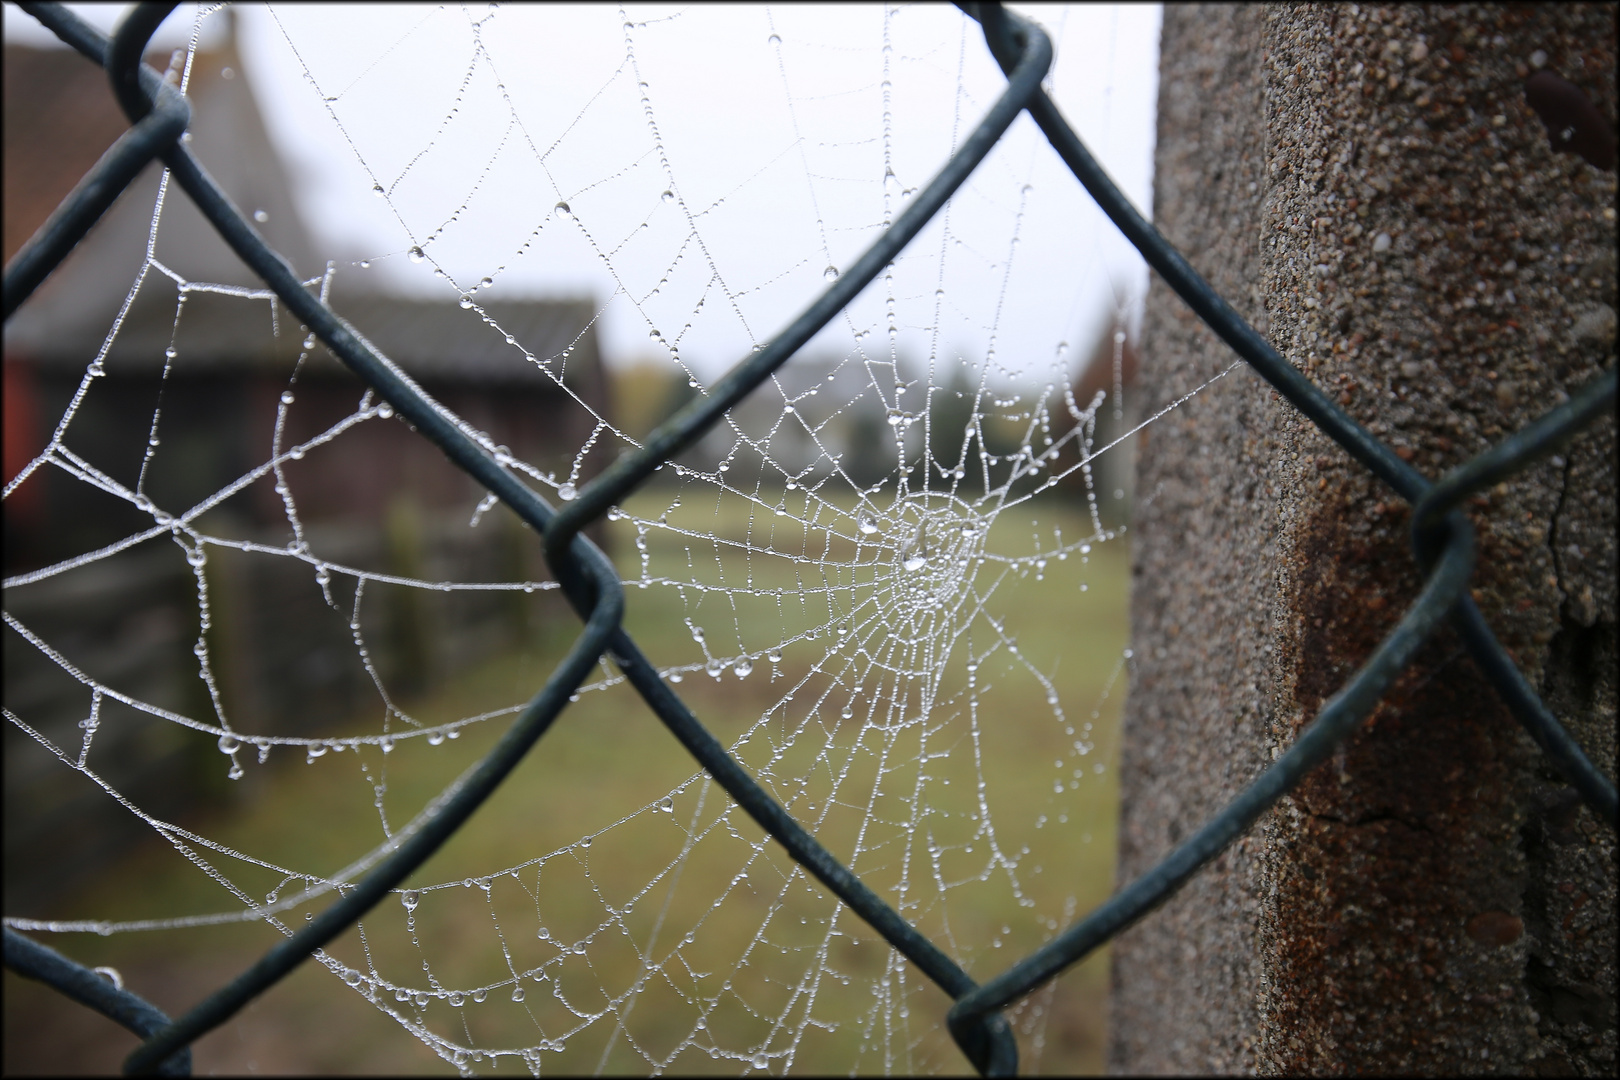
[926,363,977,490]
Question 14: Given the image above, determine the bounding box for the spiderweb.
[0,3,1221,1074]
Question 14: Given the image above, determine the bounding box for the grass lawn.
[4,488,1130,1076]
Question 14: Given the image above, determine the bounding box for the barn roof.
[3,20,598,389]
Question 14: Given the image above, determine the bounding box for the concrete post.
[1110,5,1616,1074]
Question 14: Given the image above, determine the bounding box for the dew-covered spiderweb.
[1,3,1235,1074]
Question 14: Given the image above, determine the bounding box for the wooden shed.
[3,22,611,907]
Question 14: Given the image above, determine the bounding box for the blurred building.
[4,17,611,568]
[3,19,609,905]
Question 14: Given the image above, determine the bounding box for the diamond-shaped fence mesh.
[3,3,1614,1076]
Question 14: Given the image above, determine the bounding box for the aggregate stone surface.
[1112,4,1615,1075]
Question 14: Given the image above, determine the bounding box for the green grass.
[4,489,1128,1076]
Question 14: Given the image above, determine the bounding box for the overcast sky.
[6,3,1161,386]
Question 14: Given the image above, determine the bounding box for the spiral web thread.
[0,4,1222,1074]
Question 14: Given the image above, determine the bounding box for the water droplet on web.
[408,246,425,263]
[767,33,781,45]
[281,391,296,405]
[658,796,674,813]
[557,483,576,501]
[472,987,487,1002]
[305,912,314,921]
[459,295,473,309]
[448,991,464,1006]
[735,659,753,679]
[554,201,571,219]
[218,734,239,754]
[253,209,268,223]
[377,402,394,419]
[752,1054,767,1069]
[649,328,661,339]
[510,986,525,1002]
[858,513,878,535]
[767,651,782,663]
[884,169,901,195]
[579,837,591,849]
[344,969,363,987]
[842,706,854,719]
[823,265,839,281]
[887,409,903,426]
[479,276,493,289]
[380,736,395,753]
[427,731,444,746]
[661,189,675,203]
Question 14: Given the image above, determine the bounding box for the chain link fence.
[3,3,1614,1076]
